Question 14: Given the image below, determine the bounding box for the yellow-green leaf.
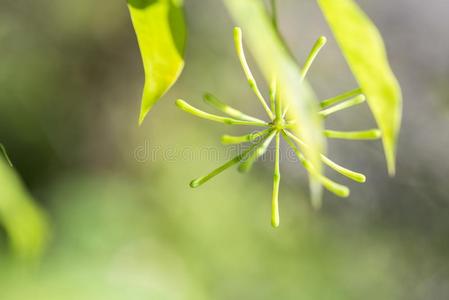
[0,158,49,259]
[317,0,402,175]
[128,0,186,124]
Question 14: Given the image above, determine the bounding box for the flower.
[176,27,380,227]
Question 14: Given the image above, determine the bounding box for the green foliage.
[0,153,49,259]
[127,0,186,124]
[317,0,402,175]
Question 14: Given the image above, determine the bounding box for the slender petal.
[176,99,269,127]
[239,130,276,172]
[190,131,272,188]
[221,129,272,145]
[271,132,281,227]
[234,27,274,120]
[203,93,265,123]
[284,130,366,183]
[319,95,366,118]
[282,36,327,117]
[324,129,381,140]
[320,88,363,108]
[282,131,349,197]
[301,36,327,79]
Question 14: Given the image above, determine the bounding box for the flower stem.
[319,95,366,118]
[234,27,275,120]
[221,129,272,145]
[176,99,269,127]
[190,132,272,188]
[284,130,366,183]
[282,131,349,197]
[324,129,381,140]
[203,93,265,123]
[271,132,281,228]
[320,88,363,109]
[282,36,327,117]
[238,130,276,172]
[301,36,327,79]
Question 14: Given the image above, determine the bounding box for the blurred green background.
[1,0,448,299]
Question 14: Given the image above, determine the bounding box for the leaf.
[0,158,49,259]
[128,0,186,124]
[317,0,402,175]
[224,0,325,200]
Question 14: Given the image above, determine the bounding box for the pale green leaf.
[0,159,49,259]
[128,0,186,124]
[317,0,402,175]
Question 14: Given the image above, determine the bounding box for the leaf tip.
[310,179,323,210]
[384,134,398,177]
[138,110,148,126]
[386,155,396,177]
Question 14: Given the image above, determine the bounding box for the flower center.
[272,118,285,131]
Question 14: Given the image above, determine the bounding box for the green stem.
[301,36,327,79]
[319,95,366,118]
[203,93,265,123]
[221,128,272,145]
[190,132,272,188]
[324,129,381,140]
[282,131,349,197]
[320,88,363,109]
[284,130,366,183]
[271,132,281,228]
[239,130,276,172]
[176,99,269,127]
[234,27,275,120]
[321,156,366,183]
[282,36,327,117]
